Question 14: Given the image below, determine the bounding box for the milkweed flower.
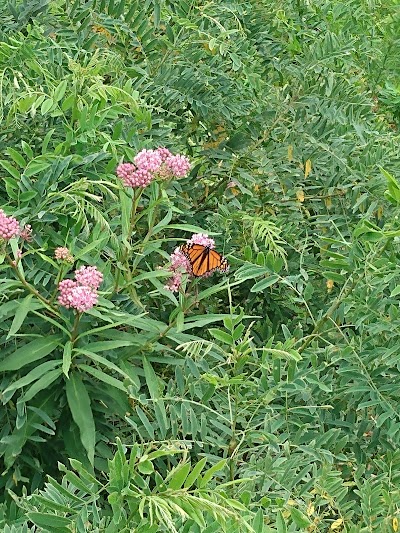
[116,163,153,188]
[157,151,191,180]
[164,249,191,292]
[117,147,191,189]
[170,248,192,272]
[58,280,99,312]
[58,265,103,312]
[19,224,32,242]
[75,265,103,289]
[187,233,215,248]
[156,147,172,161]
[116,163,135,183]
[165,271,183,293]
[134,149,162,173]
[55,247,74,263]
[0,209,20,240]
[164,154,191,178]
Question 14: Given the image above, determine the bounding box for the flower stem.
[129,188,143,236]
[50,264,68,304]
[70,312,81,345]
[6,253,59,316]
[114,188,143,293]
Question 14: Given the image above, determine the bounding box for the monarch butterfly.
[180,243,229,277]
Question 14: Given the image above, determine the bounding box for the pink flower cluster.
[164,154,192,178]
[58,265,103,313]
[164,248,192,292]
[116,147,191,188]
[75,265,103,288]
[0,209,20,240]
[187,233,215,248]
[164,233,220,292]
[55,247,74,263]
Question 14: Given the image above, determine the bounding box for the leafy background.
[0,0,400,531]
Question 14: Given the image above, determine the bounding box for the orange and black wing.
[210,249,229,274]
[180,243,229,277]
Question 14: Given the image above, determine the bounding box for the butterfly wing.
[180,243,207,276]
[212,250,229,273]
[180,244,229,277]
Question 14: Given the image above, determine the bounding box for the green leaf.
[165,223,220,234]
[69,458,99,485]
[183,313,242,330]
[7,294,40,339]
[21,140,34,159]
[41,129,55,154]
[18,93,37,113]
[0,159,20,179]
[390,286,400,297]
[137,459,154,475]
[184,457,207,488]
[53,80,68,102]
[196,279,237,302]
[6,147,26,167]
[209,328,233,345]
[0,335,62,371]
[235,264,272,281]
[176,310,184,332]
[21,368,63,402]
[142,357,160,399]
[321,271,346,283]
[24,159,52,177]
[135,406,155,439]
[40,98,54,115]
[78,364,127,392]
[58,465,97,493]
[19,190,38,202]
[82,340,133,353]
[289,507,311,528]
[3,360,62,401]
[66,372,95,465]
[75,349,134,383]
[167,462,191,489]
[27,512,71,530]
[130,270,169,283]
[198,459,226,487]
[152,209,173,235]
[277,511,287,533]
[154,400,168,439]
[120,188,132,240]
[74,236,109,260]
[263,348,302,362]
[250,275,280,292]
[253,509,265,533]
[62,341,72,377]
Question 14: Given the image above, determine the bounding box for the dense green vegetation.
[0,0,400,531]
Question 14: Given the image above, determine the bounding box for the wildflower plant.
[113,147,192,293]
[0,144,204,495]
[1,1,400,532]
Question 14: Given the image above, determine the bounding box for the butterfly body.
[180,243,229,277]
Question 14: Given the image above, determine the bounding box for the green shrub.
[1,0,400,531]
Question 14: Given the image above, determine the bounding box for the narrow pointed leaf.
[8,295,39,338]
[66,372,95,465]
[0,336,62,371]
